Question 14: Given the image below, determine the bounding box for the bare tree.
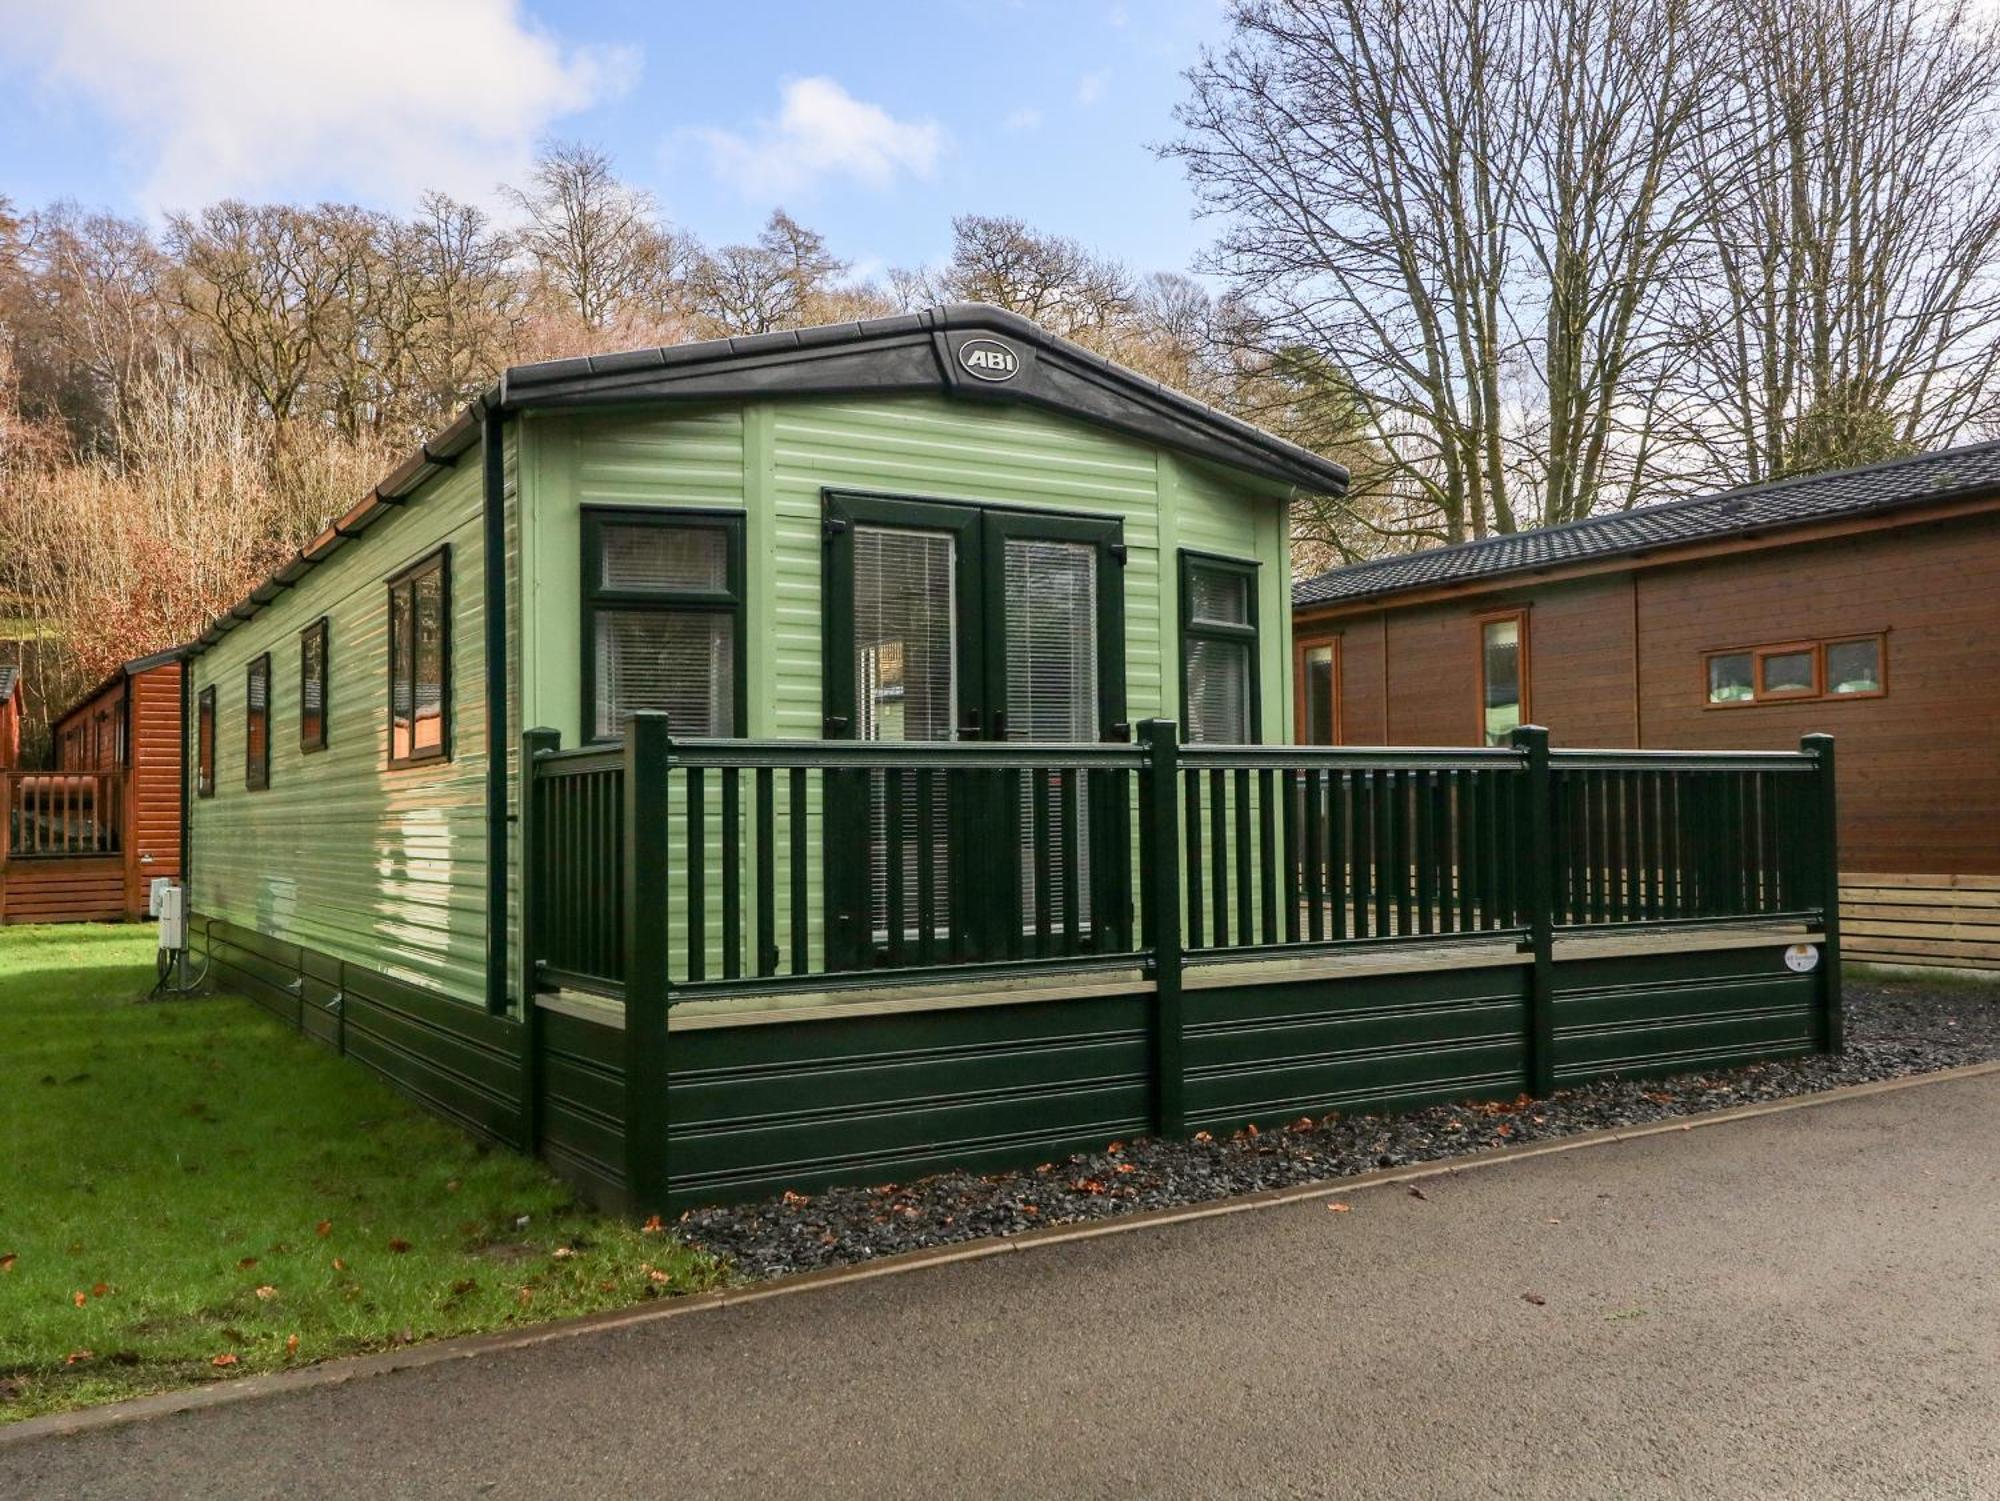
[500,141,684,331]
[1666,0,2000,482]
[1170,0,1716,540]
[903,215,1134,343]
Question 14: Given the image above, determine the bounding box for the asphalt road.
[8,1073,1999,1500]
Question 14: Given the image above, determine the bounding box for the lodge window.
[1705,634,1885,707]
[300,616,329,752]
[1181,552,1260,744]
[388,549,451,766]
[196,687,216,798]
[1298,637,1339,745]
[582,509,744,741]
[1478,610,1529,746]
[245,654,271,790]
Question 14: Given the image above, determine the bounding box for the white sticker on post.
[1784,943,1820,973]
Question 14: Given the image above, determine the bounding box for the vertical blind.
[854,525,958,941]
[1004,538,1098,926]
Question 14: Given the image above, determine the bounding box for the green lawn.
[0,925,723,1421]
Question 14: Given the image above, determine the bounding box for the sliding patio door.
[822,493,1125,969]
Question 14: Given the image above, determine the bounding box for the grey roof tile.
[1294,439,2000,608]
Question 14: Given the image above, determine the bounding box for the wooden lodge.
[0,649,184,924]
[1293,442,2000,972]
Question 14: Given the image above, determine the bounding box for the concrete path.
[8,1073,2000,1500]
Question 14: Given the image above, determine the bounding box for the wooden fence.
[0,769,135,925]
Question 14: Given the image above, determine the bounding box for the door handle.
[991,710,1009,741]
[958,708,982,741]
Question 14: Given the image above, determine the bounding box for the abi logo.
[957,338,1020,382]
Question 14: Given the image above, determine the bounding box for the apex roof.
[1295,439,2000,609]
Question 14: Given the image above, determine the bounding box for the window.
[1479,611,1529,745]
[196,687,216,798]
[582,510,743,740]
[1298,638,1339,745]
[300,617,328,752]
[1705,634,1886,707]
[244,654,271,790]
[388,549,451,765]
[1180,552,1260,744]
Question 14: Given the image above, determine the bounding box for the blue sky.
[0,0,1234,280]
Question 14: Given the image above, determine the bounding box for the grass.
[0,924,725,1422]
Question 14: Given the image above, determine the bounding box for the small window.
[1299,639,1338,745]
[245,654,271,790]
[1759,648,1816,697]
[1705,634,1885,706]
[1707,652,1754,704]
[1181,553,1260,744]
[583,511,743,740]
[388,549,451,766]
[1825,637,1882,696]
[300,617,329,752]
[1479,612,1528,745]
[196,687,216,798]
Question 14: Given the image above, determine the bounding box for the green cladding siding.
[188,456,498,1008]
[518,393,1290,743]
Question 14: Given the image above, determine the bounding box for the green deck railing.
[522,716,1839,1215]
[524,718,1836,1001]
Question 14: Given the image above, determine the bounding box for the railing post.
[1802,733,1843,1053]
[1137,719,1185,1138]
[518,727,560,1154]
[623,711,674,1218]
[1510,725,1557,1096]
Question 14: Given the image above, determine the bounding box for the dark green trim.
[298,616,329,753]
[195,685,216,798]
[1178,549,1262,744]
[578,507,746,742]
[385,545,453,769]
[483,413,510,1017]
[244,653,271,790]
[622,712,674,1216]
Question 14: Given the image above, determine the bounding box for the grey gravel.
[680,975,2000,1279]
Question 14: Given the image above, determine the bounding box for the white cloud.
[1076,70,1109,106]
[0,0,636,212]
[1003,107,1044,132]
[692,77,944,197]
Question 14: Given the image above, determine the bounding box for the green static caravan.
[180,306,1843,1215]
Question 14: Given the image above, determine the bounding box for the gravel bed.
[678,977,2000,1280]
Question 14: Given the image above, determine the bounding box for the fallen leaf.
[211,1353,238,1368]
[285,1334,300,1355]
[445,1180,461,1194]
[254,1285,277,1300]
[640,1215,664,1234]
[1245,1122,1260,1137]
[1289,1116,1315,1132]
[65,1351,93,1367]
[551,1247,575,1260]
[1326,1202,1352,1213]
[331,1258,346,1271]
[1192,1131,1213,1144]
[646,1267,670,1285]
[91,1281,110,1297]
[315,1221,332,1238]
[1407,1187,1429,1202]
[516,1286,534,1305]
[0,1253,16,1273]
[238,1257,258,1270]
[1522,1292,1547,1307]
[1072,1178,1108,1195]
[387,1238,411,1254]
[780,1190,811,1207]
[1546,1217,1562,1225]
[1114,1162,1136,1175]
[1106,1140,1125,1155]
[72,1290,87,1308]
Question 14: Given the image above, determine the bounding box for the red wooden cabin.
[0,648,184,924]
[0,664,19,772]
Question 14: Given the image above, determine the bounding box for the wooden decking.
[1842,873,2000,971]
